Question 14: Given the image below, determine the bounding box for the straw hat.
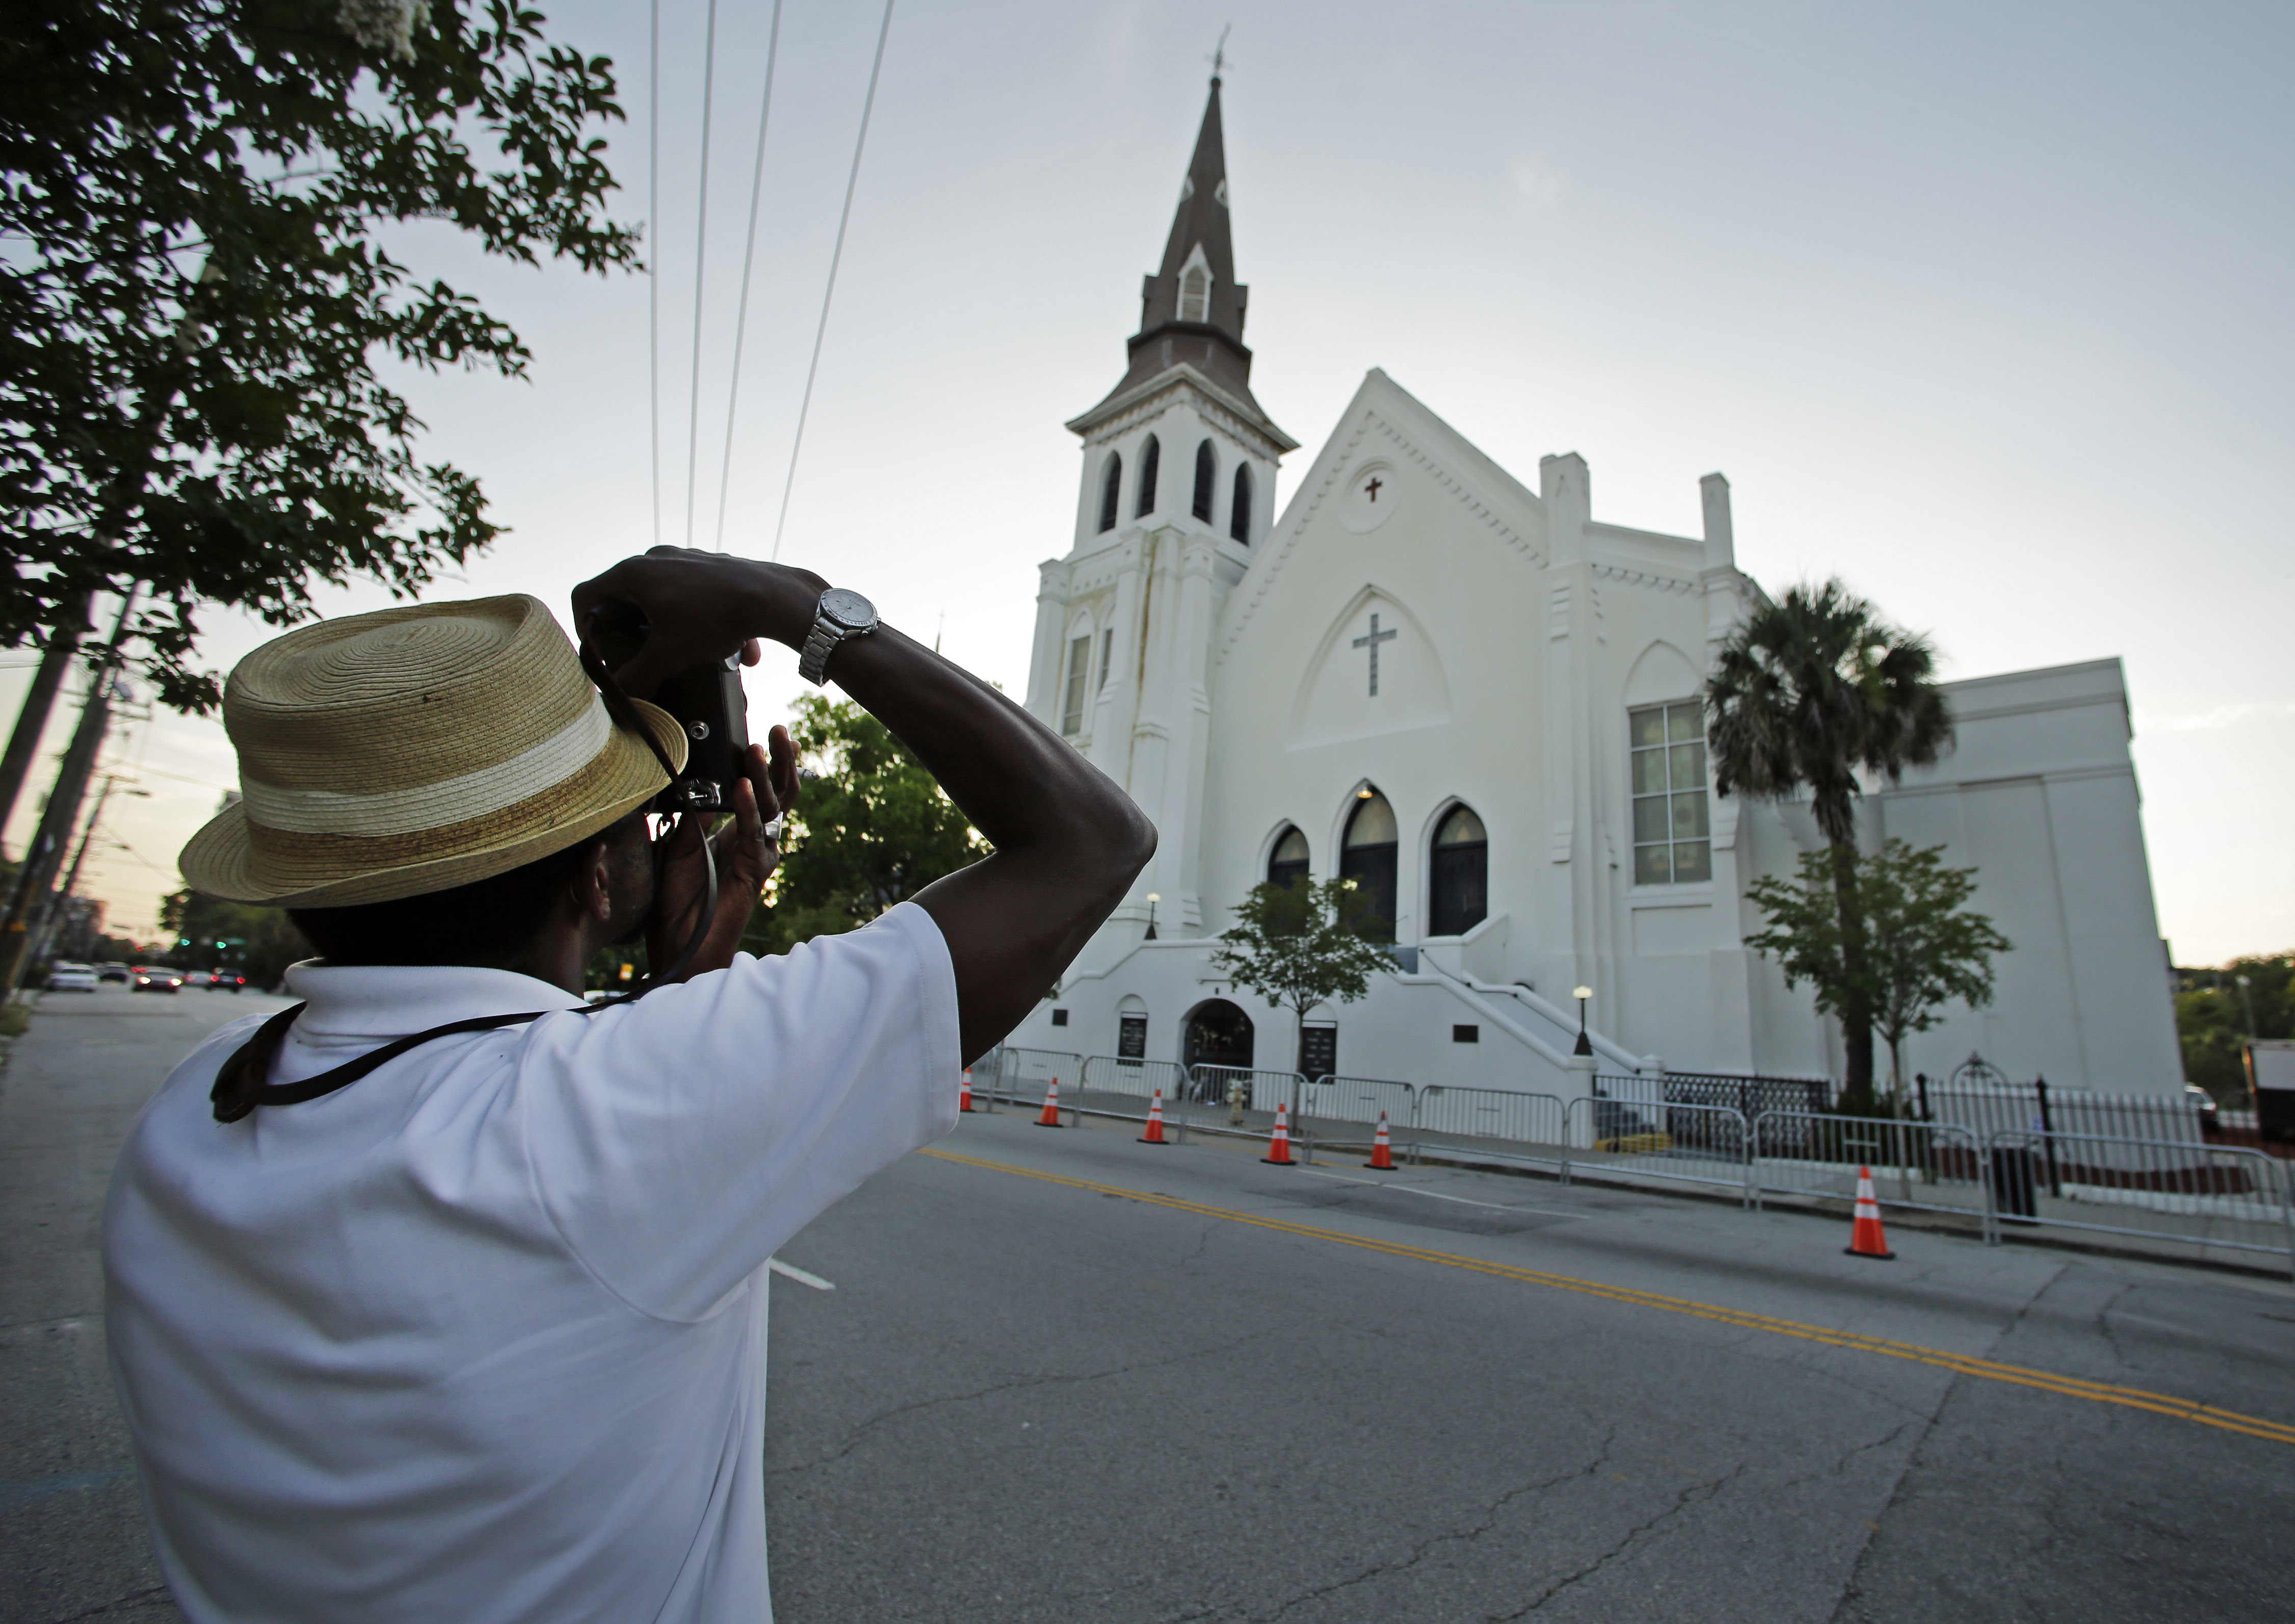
[179,595,688,908]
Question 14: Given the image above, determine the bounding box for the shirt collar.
[282,959,588,1039]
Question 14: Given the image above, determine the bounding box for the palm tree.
[1706,580,1953,1110]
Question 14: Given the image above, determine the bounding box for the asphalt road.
[7,992,2294,1623]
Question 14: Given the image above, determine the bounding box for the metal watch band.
[798,618,842,685]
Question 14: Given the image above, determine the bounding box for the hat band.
[239,699,616,838]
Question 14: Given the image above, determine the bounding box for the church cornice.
[1066,363,1298,459]
[1588,561,1700,595]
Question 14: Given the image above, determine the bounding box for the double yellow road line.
[921,1147,2295,1449]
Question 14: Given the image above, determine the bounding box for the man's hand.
[647,730,801,979]
[571,548,826,699]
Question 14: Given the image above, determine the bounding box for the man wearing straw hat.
[102,548,1154,1622]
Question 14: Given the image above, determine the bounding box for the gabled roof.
[1070,78,1288,447]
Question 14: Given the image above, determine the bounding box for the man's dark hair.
[291,815,644,968]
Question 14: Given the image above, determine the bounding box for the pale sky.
[7,0,2289,963]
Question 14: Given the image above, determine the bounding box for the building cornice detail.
[1066,364,1297,459]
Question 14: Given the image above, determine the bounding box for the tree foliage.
[1209,876,1395,1024]
[1746,839,2010,1110]
[158,884,310,987]
[2174,953,2293,1103]
[2,0,639,710]
[743,695,987,956]
[1706,579,1953,1107]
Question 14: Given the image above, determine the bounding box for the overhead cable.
[771,0,897,563]
[648,0,661,550]
[682,0,722,548]
[713,0,784,552]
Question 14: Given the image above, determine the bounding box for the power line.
[648,0,662,550]
[771,0,897,563]
[713,0,784,552]
[682,0,722,549]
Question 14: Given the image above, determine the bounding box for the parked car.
[133,967,183,994]
[46,963,99,992]
[96,963,131,984]
[2186,1083,2221,1134]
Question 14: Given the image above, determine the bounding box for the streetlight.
[1572,984,1593,1057]
[1144,892,1160,941]
[2236,974,2258,1039]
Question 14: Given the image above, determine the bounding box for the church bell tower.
[1024,73,1296,948]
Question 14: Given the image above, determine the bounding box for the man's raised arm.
[572,549,1156,1061]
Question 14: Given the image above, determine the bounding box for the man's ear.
[571,837,616,928]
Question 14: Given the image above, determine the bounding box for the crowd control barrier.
[1980,1128,2294,1277]
[1750,1112,1986,1220]
[1563,1097,1753,1207]
[1076,1056,1194,1138]
[1296,1076,1419,1157]
[985,1047,1082,1122]
[1413,1087,1569,1173]
[1184,1066,1313,1153]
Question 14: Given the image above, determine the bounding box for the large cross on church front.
[1352,613,1397,697]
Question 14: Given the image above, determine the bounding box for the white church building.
[1005,79,2182,1101]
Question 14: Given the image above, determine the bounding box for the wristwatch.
[797,588,880,685]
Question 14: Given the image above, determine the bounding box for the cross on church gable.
[1351,613,1397,697]
[1362,475,1382,502]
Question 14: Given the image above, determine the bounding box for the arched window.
[1193,440,1216,523]
[1097,453,1122,533]
[1340,789,1399,943]
[1428,804,1488,938]
[1267,826,1308,890]
[1230,464,1253,544]
[1136,435,1160,518]
[1179,264,1210,323]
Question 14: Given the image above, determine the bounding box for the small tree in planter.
[1746,839,2011,1114]
[1210,877,1396,1098]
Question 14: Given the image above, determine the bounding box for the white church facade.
[1005,80,2182,1101]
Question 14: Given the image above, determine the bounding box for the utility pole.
[0,592,91,860]
[18,774,124,973]
[1,590,137,995]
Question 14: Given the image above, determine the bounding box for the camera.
[579,605,751,816]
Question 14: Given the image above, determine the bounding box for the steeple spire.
[1070,74,1291,450]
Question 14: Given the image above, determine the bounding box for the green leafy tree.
[742,695,987,956]
[2174,953,2292,1103]
[1707,580,1953,1110]
[2,0,639,712]
[1209,876,1395,1042]
[159,885,310,987]
[1746,840,2010,1112]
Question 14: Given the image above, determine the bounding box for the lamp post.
[1572,984,1593,1057]
[2236,974,2258,1040]
[1144,892,1159,942]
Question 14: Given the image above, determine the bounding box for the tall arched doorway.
[1183,999,1254,1100]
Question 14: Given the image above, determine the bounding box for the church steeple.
[1070,75,1292,449]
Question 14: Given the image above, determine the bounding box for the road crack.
[1489,1459,1750,1619]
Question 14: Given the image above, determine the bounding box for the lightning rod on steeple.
[1207,24,1230,85]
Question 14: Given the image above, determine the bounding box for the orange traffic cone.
[1365,1112,1395,1170]
[1261,1101,1296,1166]
[1139,1089,1169,1144]
[1035,1079,1063,1128]
[1844,1165,1894,1259]
[959,1069,975,1113]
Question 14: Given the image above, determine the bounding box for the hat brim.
[179,699,692,909]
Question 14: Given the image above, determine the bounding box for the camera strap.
[210,1002,575,1124]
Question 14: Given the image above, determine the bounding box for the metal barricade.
[992,1047,1083,1120]
[1750,1112,1985,1219]
[1296,1075,1417,1157]
[1981,1129,2295,1279]
[1563,1096,1753,1207]
[1411,1087,1569,1173]
[1184,1066,1312,1153]
[1077,1055,1193,1138]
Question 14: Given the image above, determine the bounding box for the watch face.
[819,588,877,630]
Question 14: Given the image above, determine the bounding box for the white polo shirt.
[103,901,961,1624]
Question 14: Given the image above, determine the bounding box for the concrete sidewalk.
[1,985,289,1624]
